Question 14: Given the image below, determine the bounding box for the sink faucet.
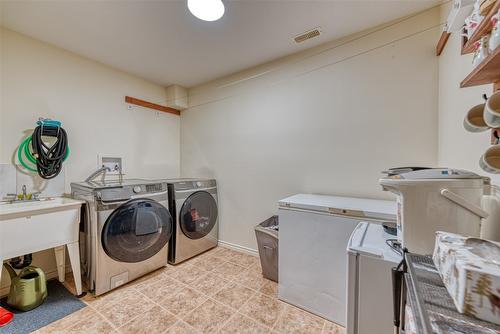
[3,185,41,202]
[85,166,112,183]
[22,185,27,200]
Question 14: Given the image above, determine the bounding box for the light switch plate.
[97,155,123,175]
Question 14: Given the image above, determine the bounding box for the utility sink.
[0,196,84,296]
[0,197,83,220]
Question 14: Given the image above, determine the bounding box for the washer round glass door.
[179,191,218,239]
[102,198,172,263]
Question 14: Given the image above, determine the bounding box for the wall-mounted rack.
[125,96,180,116]
[456,1,500,148]
[461,0,500,54]
[461,47,500,87]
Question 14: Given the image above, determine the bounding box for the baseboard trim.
[218,240,258,257]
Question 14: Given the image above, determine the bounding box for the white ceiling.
[1,0,441,88]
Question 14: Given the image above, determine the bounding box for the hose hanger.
[17,118,70,179]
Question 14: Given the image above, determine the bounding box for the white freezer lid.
[278,194,396,221]
[348,222,402,263]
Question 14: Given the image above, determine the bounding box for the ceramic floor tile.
[240,293,285,328]
[159,286,207,317]
[213,282,256,310]
[65,313,116,334]
[210,247,244,260]
[273,305,325,334]
[227,252,260,268]
[165,320,200,334]
[85,285,138,310]
[190,271,230,296]
[237,268,267,291]
[220,313,269,334]
[43,247,295,333]
[322,321,346,334]
[169,263,206,284]
[259,279,278,297]
[213,261,247,280]
[190,254,227,272]
[129,268,169,290]
[137,276,184,300]
[100,293,156,328]
[183,299,234,334]
[35,307,96,333]
[118,305,177,334]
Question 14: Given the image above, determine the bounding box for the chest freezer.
[278,194,396,325]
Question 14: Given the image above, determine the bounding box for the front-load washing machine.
[71,179,173,295]
[166,179,218,264]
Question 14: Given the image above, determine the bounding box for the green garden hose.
[17,135,70,173]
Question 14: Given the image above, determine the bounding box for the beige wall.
[0,28,180,291]
[437,4,500,184]
[181,8,441,252]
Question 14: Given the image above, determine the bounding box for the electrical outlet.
[97,155,123,175]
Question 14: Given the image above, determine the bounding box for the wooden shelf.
[436,31,451,56]
[125,96,180,116]
[461,0,500,55]
[461,47,500,87]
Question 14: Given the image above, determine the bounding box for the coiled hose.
[17,123,69,179]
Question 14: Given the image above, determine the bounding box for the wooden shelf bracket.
[125,96,180,116]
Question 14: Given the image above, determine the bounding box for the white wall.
[0,28,180,291]
[181,8,441,251]
[437,4,499,184]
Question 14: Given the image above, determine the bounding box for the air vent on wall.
[294,27,321,44]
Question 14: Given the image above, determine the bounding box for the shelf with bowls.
[461,47,500,87]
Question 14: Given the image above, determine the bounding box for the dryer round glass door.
[102,198,173,263]
[179,191,218,239]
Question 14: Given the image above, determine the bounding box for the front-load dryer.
[71,179,173,295]
[166,179,218,264]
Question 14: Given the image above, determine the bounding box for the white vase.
[473,36,490,67]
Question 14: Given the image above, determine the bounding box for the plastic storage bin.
[255,216,279,282]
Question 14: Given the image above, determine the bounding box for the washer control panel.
[173,179,216,190]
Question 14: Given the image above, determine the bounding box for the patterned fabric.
[433,231,500,325]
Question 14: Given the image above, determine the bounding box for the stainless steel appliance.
[166,179,218,264]
[71,179,173,295]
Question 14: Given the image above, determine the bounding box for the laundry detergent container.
[255,216,278,282]
[380,169,489,255]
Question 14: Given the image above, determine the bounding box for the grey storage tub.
[255,216,278,282]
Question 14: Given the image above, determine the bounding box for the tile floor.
[34,246,345,334]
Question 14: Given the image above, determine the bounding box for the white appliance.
[278,194,396,326]
[166,179,218,264]
[379,168,489,255]
[346,221,402,334]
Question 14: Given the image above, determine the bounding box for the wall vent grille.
[294,27,321,43]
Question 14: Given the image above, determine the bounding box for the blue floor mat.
[0,279,86,334]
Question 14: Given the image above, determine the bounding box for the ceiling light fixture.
[187,0,225,22]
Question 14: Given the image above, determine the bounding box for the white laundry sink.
[0,197,83,220]
[0,196,84,296]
